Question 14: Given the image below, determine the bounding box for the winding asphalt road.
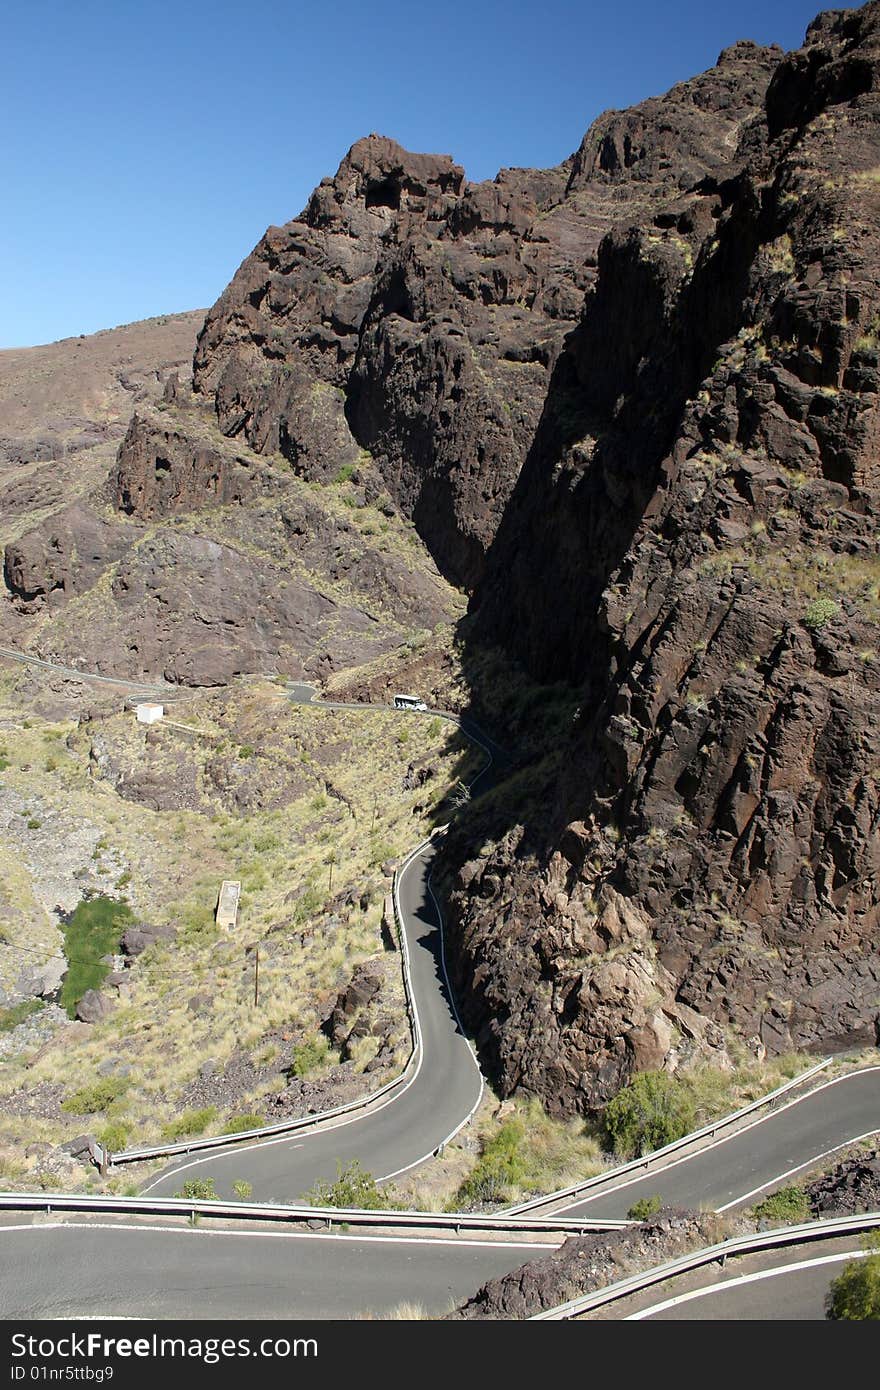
[142,836,484,1201]
[552,1068,880,1221]
[2,647,880,1318]
[0,1219,556,1320]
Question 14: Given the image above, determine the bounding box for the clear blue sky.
[1,0,831,347]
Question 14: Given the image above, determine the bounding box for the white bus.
[393,693,429,711]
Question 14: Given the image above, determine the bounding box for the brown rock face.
[191,47,781,589]
[442,3,880,1114]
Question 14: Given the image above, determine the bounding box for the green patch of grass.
[803,597,840,630]
[289,1036,330,1077]
[97,1120,132,1151]
[160,1106,218,1141]
[222,1113,265,1135]
[753,1185,810,1224]
[333,463,356,484]
[61,1077,129,1115]
[59,895,133,1018]
[0,998,45,1033]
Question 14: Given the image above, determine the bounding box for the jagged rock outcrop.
[450,1208,737,1319]
[191,45,781,589]
[442,3,880,1114]
[807,1146,880,1215]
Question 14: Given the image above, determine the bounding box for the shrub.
[306,1160,389,1210]
[753,1185,809,1224]
[0,999,45,1033]
[827,1235,880,1319]
[61,1077,129,1115]
[232,1180,253,1200]
[160,1107,218,1140]
[97,1121,132,1151]
[602,1071,695,1159]
[290,1037,329,1077]
[803,597,840,630]
[455,1117,529,1207]
[175,1178,218,1200]
[333,463,355,484]
[238,744,255,759]
[222,1114,264,1135]
[628,1194,663,1221]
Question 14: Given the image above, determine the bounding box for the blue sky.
[1,0,829,347]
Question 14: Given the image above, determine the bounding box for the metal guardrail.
[530,1211,880,1318]
[109,702,495,1170]
[0,1191,629,1237]
[505,1057,834,1215]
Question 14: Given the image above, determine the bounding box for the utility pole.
[246,944,260,1007]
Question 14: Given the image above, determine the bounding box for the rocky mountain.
[4,3,878,1115]
[443,2,880,1113]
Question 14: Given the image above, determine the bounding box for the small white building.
[216,880,241,931]
[135,703,165,725]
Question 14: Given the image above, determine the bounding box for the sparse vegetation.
[753,1185,810,1224]
[602,1071,696,1159]
[160,1107,218,1141]
[628,1194,663,1220]
[59,895,133,1018]
[0,998,45,1033]
[175,1178,218,1201]
[306,1160,390,1210]
[826,1233,880,1320]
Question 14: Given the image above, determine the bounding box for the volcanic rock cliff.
[443,2,880,1112]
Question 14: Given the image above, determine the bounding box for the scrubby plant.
[827,1234,880,1319]
[222,1114,264,1134]
[602,1070,695,1159]
[290,1037,329,1077]
[803,597,840,629]
[753,1185,810,1224]
[160,1107,218,1140]
[59,895,133,1017]
[628,1194,663,1220]
[306,1160,389,1210]
[61,1077,129,1115]
[175,1178,218,1200]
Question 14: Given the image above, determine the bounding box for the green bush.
[61,1077,129,1115]
[333,463,356,484]
[0,999,45,1033]
[827,1236,880,1319]
[753,1185,809,1224]
[306,1160,389,1210]
[803,597,840,630]
[175,1178,218,1200]
[59,896,133,1018]
[455,1118,529,1207]
[290,1037,329,1077]
[160,1107,218,1140]
[628,1194,663,1221]
[232,1180,253,1200]
[97,1121,132,1151]
[222,1114,264,1135]
[602,1071,696,1159]
[238,744,256,759]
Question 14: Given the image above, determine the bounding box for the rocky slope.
[442,2,880,1114]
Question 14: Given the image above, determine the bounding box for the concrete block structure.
[216,880,241,930]
[135,703,164,724]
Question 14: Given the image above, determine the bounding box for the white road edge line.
[559,1066,880,1213]
[715,1128,880,1212]
[0,1222,555,1252]
[627,1248,870,1319]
